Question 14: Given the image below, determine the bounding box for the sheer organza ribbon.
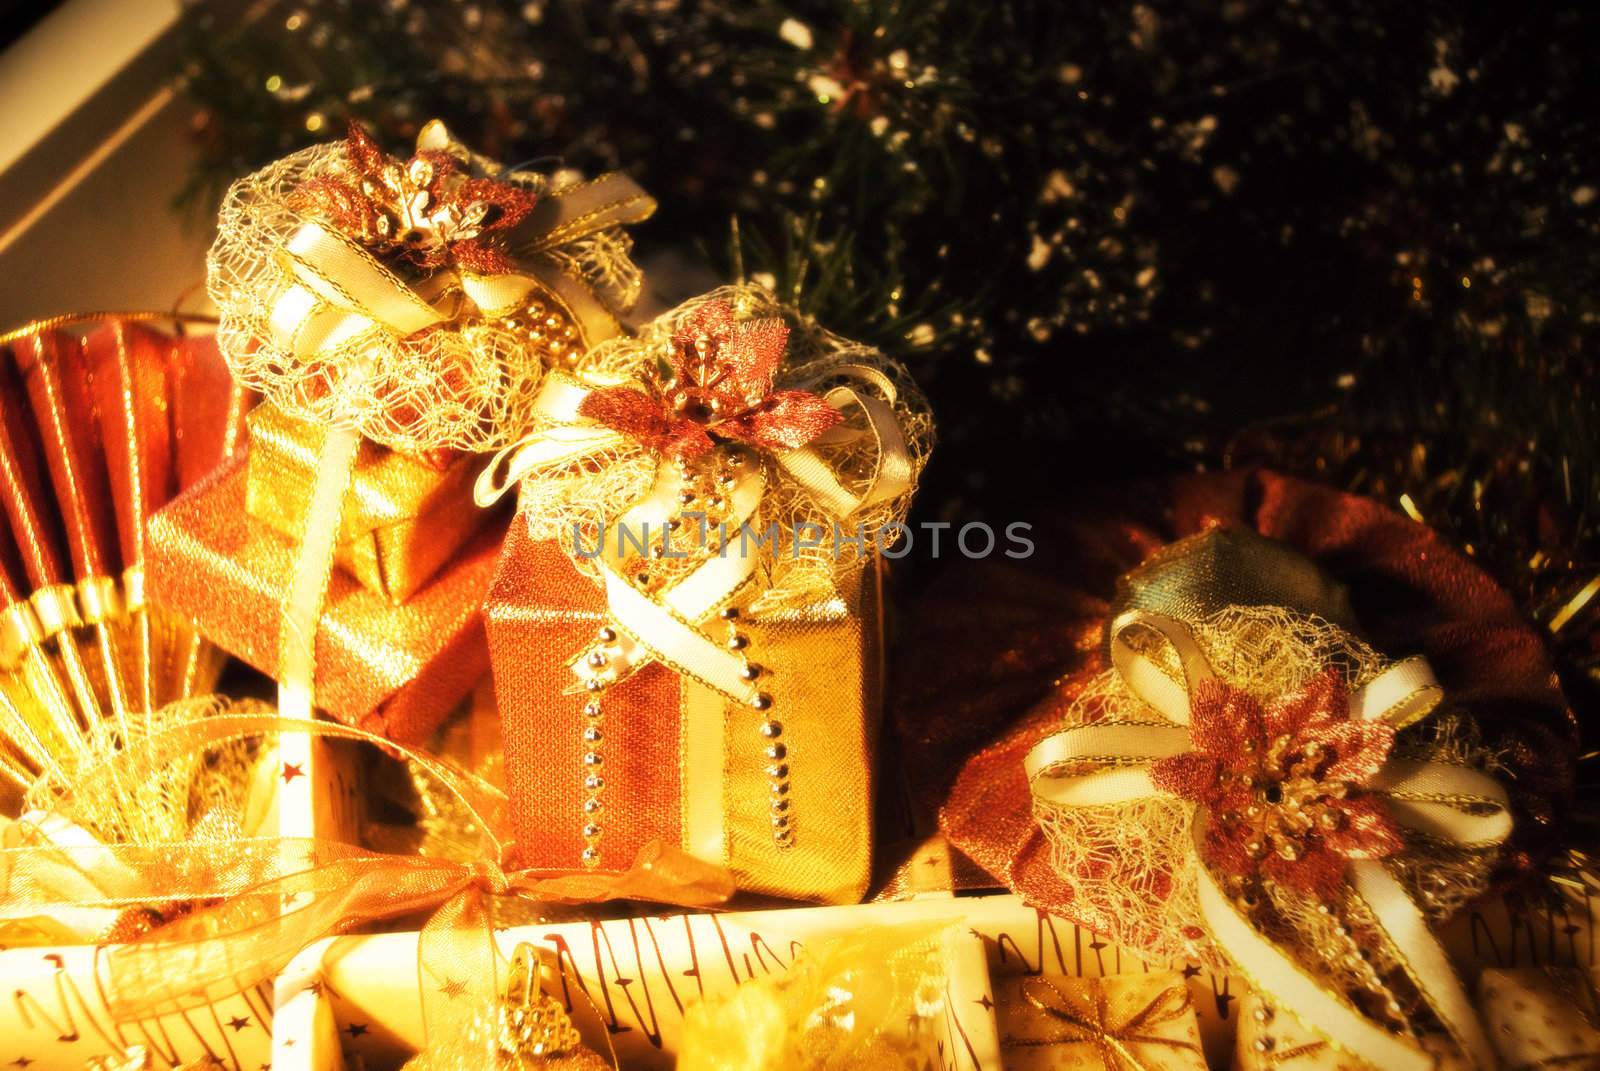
[0,712,733,1049]
[473,363,913,708]
[1025,610,1511,1071]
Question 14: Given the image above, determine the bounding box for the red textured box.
[147,454,495,742]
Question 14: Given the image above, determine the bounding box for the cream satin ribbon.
[1025,610,1510,1071]
[276,423,361,723]
[474,363,914,710]
[266,170,657,360]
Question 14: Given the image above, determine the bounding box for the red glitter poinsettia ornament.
[1151,670,1404,899]
[293,123,538,274]
[579,300,843,457]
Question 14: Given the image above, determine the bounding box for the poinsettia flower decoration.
[1151,669,1404,900]
[579,300,844,457]
[293,123,538,274]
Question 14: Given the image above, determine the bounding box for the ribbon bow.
[0,713,734,1047]
[1013,977,1203,1070]
[473,318,914,713]
[1026,610,1511,1071]
[267,120,655,364]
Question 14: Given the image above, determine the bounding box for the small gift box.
[245,401,493,603]
[1478,968,1600,1071]
[1231,995,1469,1071]
[996,972,1207,1071]
[479,286,930,903]
[148,456,495,741]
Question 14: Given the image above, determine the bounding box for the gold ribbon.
[0,712,733,1043]
[266,165,656,360]
[1026,610,1510,1071]
[1012,977,1204,1069]
[473,363,914,710]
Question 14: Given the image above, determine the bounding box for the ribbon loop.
[473,343,915,707]
[1029,603,1509,1071]
[1108,610,1219,726]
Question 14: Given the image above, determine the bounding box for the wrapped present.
[477,284,933,902]
[677,921,959,1070]
[1231,994,1469,1071]
[1478,968,1600,1070]
[1019,528,1513,1071]
[296,894,1010,1071]
[484,520,883,902]
[245,401,493,603]
[149,455,495,741]
[150,121,654,731]
[996,972,1206,1071]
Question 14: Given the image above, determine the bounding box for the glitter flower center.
[1222,733,1352,864]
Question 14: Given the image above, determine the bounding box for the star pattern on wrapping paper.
[281,763,304,784]
[226,1016,251,1032]
[579,300,842,458]
[977,994,995,1011]
[12,1059,33,1069]
[1152,670,1403,900]
[344,1024,369,1039]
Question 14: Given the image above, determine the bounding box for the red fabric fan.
[0,318,251,791]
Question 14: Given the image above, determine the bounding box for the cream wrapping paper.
[1477,968,1600,1071]
[0,944,274,1071]
[8,874,1592,1070]
[996,972,1208,1071]
[1230,993,1471,1071]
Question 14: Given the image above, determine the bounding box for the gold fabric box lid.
[244,402,493,602]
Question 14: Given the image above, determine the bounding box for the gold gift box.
[997,971,1208,1071]
[485,514,882,905]
[244,402,491,603]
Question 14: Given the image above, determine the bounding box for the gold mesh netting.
[25,696,273,847]
[516,284,935,606]
[1034,605,1501,1011]
[207,141,641,454]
